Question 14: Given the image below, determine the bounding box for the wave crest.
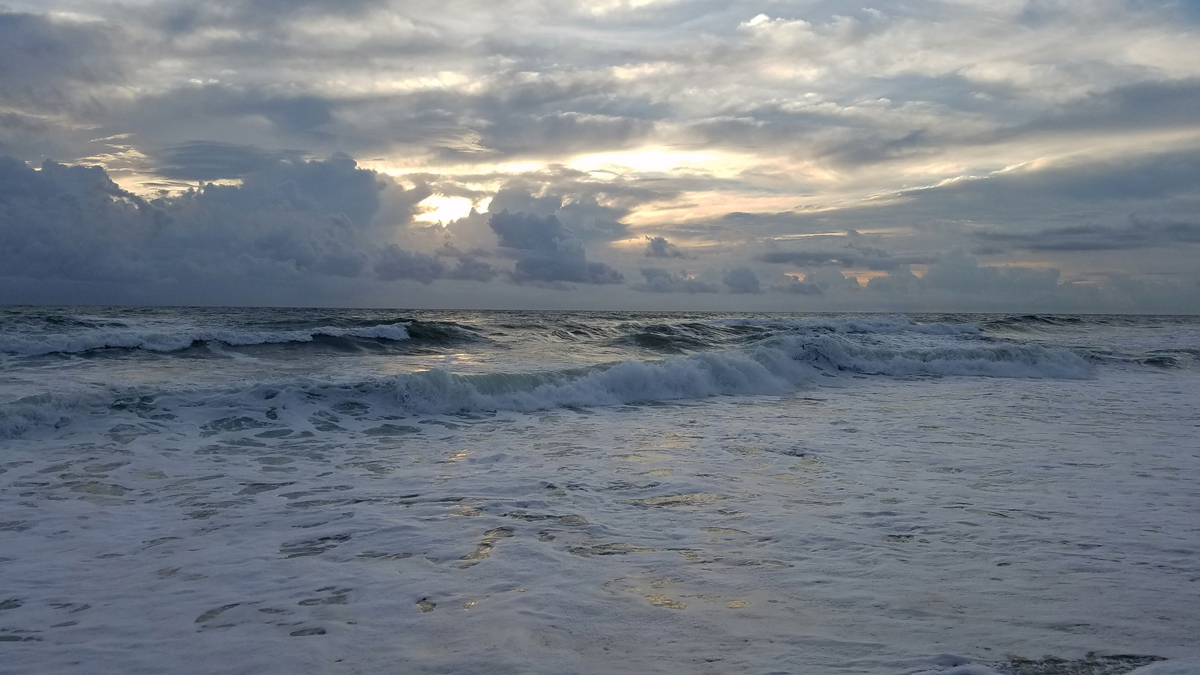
[0,323,412,356]
[0,333,1094,439]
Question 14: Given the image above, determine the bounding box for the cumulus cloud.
[374,245,445,284]
[0,153,491,302]
[770,275,823,295]
[633,268,718,293]
[644,235,687,258]
[488,210,623,285]
[445,256,498,282]
[486,179,656,243]
[723,267,761,294]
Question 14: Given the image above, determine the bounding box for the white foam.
[1127,659,1200,675]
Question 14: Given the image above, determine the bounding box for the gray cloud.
[0,11,123,111]
[445,256,498,282]
[867,250,1061,296]
[1012,79,1200,137]
[977,218,1200,252]
[2,1,1199,310]
[486,183,638,243]
[770,275,824,295]
[758,235,938,271]
[155,141,309,181]
[890,148,1200,225]
[488,210,623,285]
[722,267,761,294]
[633,268,718,294]
[0,153,486,302]
[644,235,686,258]
[374,245,445,284]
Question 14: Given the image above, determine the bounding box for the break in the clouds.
[0,0,1198,310]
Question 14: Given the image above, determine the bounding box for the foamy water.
[1,308,1197,674]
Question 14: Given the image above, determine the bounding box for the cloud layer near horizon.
[0,1,1198,311]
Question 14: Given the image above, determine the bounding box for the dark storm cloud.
[0,156,155,284]
[487,210,623,285]
[977,218,1200,252]
[0,153,481,298]
[633,268,718,294]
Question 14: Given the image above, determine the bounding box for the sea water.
[1,308,1197,674]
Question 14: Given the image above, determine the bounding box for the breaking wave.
[0,334,1093,438]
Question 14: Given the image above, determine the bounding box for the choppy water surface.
[1,308,1198,674]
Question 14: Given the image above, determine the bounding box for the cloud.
[485,178,655,243]
[445,256,498,282]
[722,267,761,294]
[757,234,938,270]
[644,235,686,258]
[154,141,310,182]
[487,209,623,285]
[865,267,923,294]
[867,249,1061,296]
[0,153,487,302]
[976,218,1200,252]
[0,11,123,111]
[770,275,823,295]
[892,148,1200,222]
[108,85,345,155]
[3,1,1200,310]
[374,244,445,284]
[633,268,718,293]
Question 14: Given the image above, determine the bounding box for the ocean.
[1,307,1198,674]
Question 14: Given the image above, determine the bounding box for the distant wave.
[0,333,1092,438]
[0,323,412,356]
[611,315,983,354]
[710,315,984,335]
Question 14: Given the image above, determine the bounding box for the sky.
[1,0,1198,311]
